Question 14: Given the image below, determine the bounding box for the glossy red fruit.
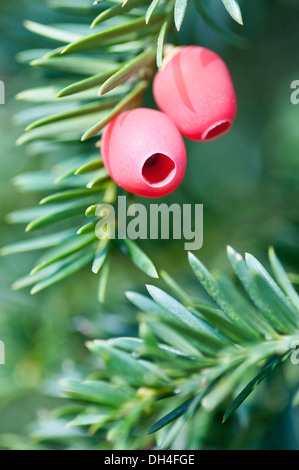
[101,108,186,198]
[153,46,237,141]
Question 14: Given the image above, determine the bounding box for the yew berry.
[153,46,237,141]
[101,108,186,198]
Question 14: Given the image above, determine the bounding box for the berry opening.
[142,153,176,187]
[202,120,231,141]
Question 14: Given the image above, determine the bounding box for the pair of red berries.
[102,46,237,198]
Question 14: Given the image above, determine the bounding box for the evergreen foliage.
[1,247,298,449]
[2,0,244,300]
[2,0,298,451]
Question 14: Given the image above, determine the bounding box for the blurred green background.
[0,0,298,449]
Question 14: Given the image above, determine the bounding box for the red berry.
[153,46,237,141]
[101,108,186,198]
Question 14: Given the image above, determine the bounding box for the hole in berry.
[202,120,231,141]
[142,153,176,187]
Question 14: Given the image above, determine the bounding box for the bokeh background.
[0,0,298,449]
